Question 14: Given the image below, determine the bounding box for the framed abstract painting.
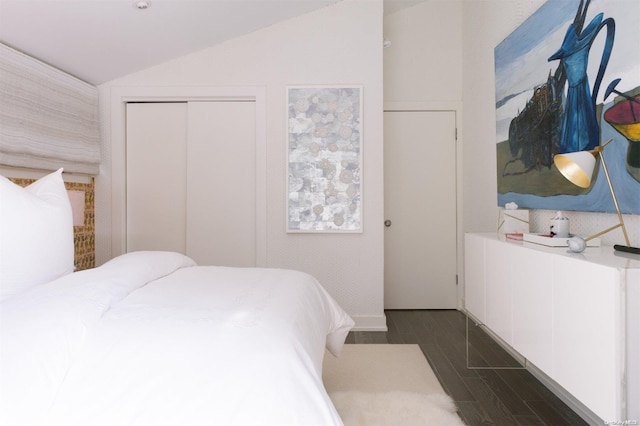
[286,86,363,232]
[495,0,640,214]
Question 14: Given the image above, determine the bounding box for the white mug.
[550,211,569,238]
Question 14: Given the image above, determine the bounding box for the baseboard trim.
[351,314,388,332]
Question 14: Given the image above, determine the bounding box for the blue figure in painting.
[548,12,615,153]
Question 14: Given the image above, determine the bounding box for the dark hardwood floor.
[346,310,589,426]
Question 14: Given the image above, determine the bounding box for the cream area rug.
[323,344,465,426]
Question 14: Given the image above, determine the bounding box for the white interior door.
[384,110,457,309]
[186,101,256,267]
[126,102,188,253]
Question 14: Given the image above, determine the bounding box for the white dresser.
[464,232,640,424]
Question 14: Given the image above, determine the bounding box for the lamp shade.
[553,151,597,188]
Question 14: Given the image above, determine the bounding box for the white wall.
[384,0,462,103]
[96,0,386,330]
[461,0,640,245]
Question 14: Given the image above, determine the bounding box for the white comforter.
[0,251,354,426]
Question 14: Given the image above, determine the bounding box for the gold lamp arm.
[591,148,631,246]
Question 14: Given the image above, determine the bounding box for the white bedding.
[0,251,354,426]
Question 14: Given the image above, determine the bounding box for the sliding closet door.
[126,102,188,253]
[186,101,256,267]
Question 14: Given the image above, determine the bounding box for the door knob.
[384,220,392,227]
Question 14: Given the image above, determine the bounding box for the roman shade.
[0,43,101,174]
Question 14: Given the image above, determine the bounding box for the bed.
[0,169,354,426]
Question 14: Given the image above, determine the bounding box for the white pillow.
[0,168,74,301]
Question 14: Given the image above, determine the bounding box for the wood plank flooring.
[345,310,589,426]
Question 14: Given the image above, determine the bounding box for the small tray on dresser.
[523,233,601,247]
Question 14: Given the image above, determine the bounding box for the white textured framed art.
[286,86,363,233]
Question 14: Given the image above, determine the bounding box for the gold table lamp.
[553,138,638,254]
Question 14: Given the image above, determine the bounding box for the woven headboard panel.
[9,177,96,271]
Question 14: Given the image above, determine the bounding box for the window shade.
[0,43,101,174]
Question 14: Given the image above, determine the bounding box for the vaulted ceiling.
[0,0,423,85]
